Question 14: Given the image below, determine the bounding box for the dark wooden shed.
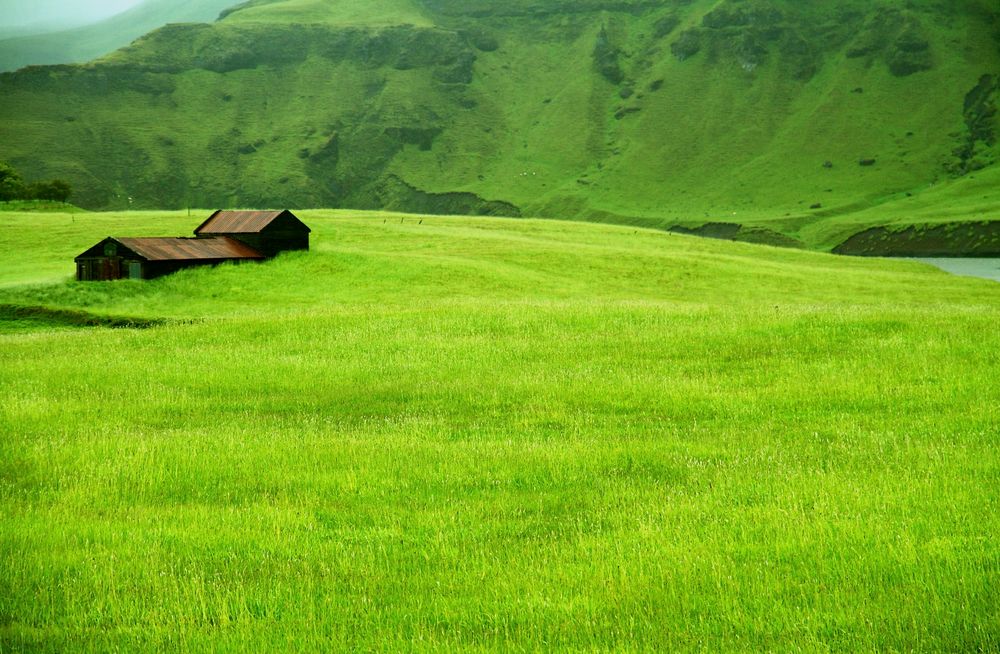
[75,236,264,281]
[194,210,311,258]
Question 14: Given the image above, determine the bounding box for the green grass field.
[1,209,999,651]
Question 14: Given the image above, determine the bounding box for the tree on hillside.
[0,161,72,203]
[0,162,24,201]
[27,179,72,203]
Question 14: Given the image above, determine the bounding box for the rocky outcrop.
[834,222,1000,256]
[667,0,850,79]
[372,175,521,217]
[949,74,998,175]
[846,8,933,77]
[593,25,625,84]
[669,223,803,248]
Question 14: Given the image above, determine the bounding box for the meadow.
[1,210,998,651]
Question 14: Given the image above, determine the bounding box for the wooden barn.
[75,209,310,281]
[75,237,264,281]
[195,210,311,258]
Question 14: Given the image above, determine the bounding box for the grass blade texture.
[0,210,998,651]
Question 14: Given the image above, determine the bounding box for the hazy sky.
[0,0,144,29]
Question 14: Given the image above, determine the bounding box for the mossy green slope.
[0,0,997,248]
[1,210,999,650]
[220,0,434,26]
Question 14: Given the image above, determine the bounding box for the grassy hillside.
[220,0,434,26]
[0,0,240,72]
[1,209,998,650]
[0,0,998,249]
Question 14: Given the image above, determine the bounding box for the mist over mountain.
[0,0,240,71]
[0,0,997,248]
[0,0,141,31]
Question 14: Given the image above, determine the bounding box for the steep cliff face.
[0,0,997,239]
[0,19,491,211]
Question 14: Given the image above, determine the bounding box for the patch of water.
[912,258,1000,283]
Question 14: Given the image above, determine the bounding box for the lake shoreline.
[906,257,1000,282]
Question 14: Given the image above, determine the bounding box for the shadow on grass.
[0,303,169,331]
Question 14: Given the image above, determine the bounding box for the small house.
[194,210,311,258]
[74,209,309,281]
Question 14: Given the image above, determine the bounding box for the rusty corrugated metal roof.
[195,210,286,234]
[115,237,264,261]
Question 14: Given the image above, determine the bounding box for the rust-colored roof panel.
[195,210,286,234]
[115,237,264,261]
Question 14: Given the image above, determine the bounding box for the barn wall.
[76,257,123,281]
[76,256,149,281]
[76,256,262,281]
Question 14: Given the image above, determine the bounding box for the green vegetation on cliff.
[0,0,997,249]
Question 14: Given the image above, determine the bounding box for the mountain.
[0,0,998,250]
[0,0,240,72]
